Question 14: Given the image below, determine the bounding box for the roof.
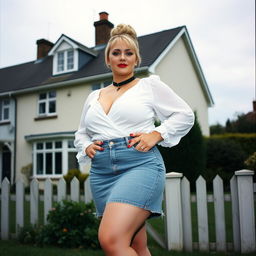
[0,26,213,105]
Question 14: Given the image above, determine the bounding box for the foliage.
[18,200,100,249]
[63,169,89,190]
[244,152,256,171]
[158,113,206,186]
[204,136,248,189]
[210,110,256,135]
[17,224,41,244]
[209,133,256,156]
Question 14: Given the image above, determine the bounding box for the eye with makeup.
[111,50,134,56]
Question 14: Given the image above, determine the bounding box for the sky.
[0,0,255,125]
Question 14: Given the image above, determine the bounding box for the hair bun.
[110,24,137,40]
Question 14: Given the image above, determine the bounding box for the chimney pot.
[99,12,109,20]
[253,100,256,112]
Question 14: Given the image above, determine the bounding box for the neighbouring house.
[0,12,214,188]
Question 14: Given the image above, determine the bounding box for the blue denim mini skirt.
[89,136,166,219]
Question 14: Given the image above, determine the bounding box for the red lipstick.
[118,64,128,68]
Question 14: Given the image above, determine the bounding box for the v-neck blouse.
[74,75,195,164]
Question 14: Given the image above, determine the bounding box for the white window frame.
[0,99,10,122]
[53,49,78,75]
[32,139,77,178]
[37,91,56,117]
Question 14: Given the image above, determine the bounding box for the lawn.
[0,239,254,256]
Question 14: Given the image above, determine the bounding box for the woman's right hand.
[85,141,104,159]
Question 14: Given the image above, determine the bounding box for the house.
[0,12,214,187]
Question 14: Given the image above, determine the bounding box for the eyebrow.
[112,49,133,51]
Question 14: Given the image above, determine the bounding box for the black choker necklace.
[113,76,136,91]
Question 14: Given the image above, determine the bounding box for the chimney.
[36,39,54,59]
[253,100,256,112]
[94,12,114,46]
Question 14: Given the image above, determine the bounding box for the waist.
[96,136,133,147]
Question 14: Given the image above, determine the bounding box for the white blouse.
[74,75,195,165]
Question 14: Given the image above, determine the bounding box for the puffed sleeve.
[74,91,97,165]
[149,75,195,147]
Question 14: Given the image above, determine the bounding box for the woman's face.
[107,39,137,78]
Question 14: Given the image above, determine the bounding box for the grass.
[0,239,254,256]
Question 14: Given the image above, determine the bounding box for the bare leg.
[98,202,151,256]
[131,223,151,256]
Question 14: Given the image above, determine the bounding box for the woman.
[74,24,194,256]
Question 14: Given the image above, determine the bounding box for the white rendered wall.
[155,37,210,136]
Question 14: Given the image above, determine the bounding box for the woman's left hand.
[128,131,163,152]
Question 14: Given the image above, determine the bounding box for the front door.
[2,145,11,182]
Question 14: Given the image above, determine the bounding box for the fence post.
[71,177,79,202]
[1,178,10,240]
[44,178,53,224]
[16,179,24,235]
[164,172,183,251]
[235,169,255,253]
[30,178,39,225]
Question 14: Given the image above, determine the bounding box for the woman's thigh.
[98,202,151,246]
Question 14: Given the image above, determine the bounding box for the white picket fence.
[0,169,255,253]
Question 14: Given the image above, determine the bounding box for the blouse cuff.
[76,142,93,165]
[153,125,176,147]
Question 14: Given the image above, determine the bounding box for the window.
[92,81,111,91]
[0,99,10,122]
[56,49,74,74]
[38,91,56,116]
[33,139,78,177]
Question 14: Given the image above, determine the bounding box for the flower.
[63,228,68,232]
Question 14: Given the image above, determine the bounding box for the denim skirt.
[89,136,166,219]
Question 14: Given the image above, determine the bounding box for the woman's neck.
[112,73,134,84]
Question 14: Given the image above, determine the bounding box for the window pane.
[36,143,43,150]
[39,93,46,100]
[36,153,43,174]
[57,52,64,72]
[3,99,10,105]
[46,153,52,174]
[39,102,46,114]
[49,101,56,113]
[67,50,74,70]
[92,84,101,91]
[55,152,62,174]
[46,142,52,149]
[68,152,78,170]
[49,91,56,98]
[68,140,74,148]
[55,141,62,148]
[3,108,9,120]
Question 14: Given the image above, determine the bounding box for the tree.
[158,113,206,185]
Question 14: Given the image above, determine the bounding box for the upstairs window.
[0,99,10,122]
[38,91,56,116]
[56,49,74,74]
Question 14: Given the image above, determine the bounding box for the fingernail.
[128,140,132,143]
[127,145,131,148]
[130,133,134,137]
[100,141,103,145]
[100,148,104,151]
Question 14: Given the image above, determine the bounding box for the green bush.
[158,113,206,186]
[18,200,100,249]
[244,152,256,171]
[204,136,249,189]
[37,200,100,249]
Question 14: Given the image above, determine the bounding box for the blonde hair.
[105,24,141,67]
